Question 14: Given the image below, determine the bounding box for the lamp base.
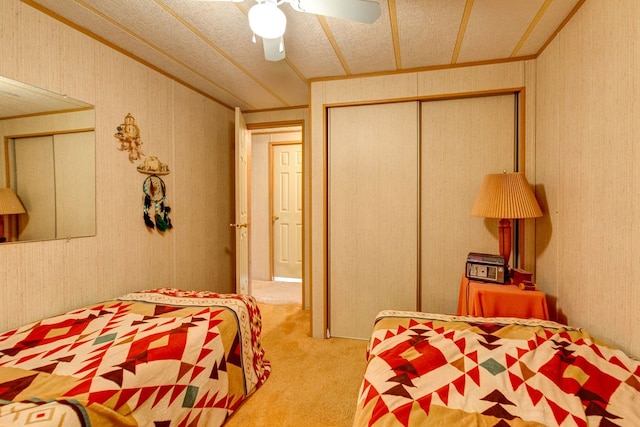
[498,218,512,270]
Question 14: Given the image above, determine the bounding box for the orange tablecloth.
[457,276,549,320]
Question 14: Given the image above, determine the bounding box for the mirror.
[0,76,95,243]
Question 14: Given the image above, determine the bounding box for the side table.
[456,275,549,320]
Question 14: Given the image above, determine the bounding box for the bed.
[354,310,640,427]
[0,288,270,427]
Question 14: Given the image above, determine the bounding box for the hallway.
[251,280,301,305]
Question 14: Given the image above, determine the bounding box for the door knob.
[230,223,248,228]
[272,215,280,221]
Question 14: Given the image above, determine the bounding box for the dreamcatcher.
[143,174,172,231]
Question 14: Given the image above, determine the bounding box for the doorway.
[248,125,303,305]
[271,142,302,281]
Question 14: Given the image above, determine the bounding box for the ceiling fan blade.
[263,37,286,61]
[288,0,381,24]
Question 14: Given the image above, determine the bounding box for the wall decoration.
[142,174,172,232]
[136,155,169,175]
[114,113,144,162]
[114,115,172,231]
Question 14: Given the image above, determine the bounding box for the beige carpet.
[251,280,302,305]
[225,303,369,427]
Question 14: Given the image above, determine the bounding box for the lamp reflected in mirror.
[0,188,26,243]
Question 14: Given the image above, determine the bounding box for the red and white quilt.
[0,288,270,426]
[354,310,640,427]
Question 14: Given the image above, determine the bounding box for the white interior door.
[271,143,302,280]
[234,108,251,295]
[328,102,420,339]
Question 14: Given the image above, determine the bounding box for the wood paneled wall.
[0,0,235,332]
[535,0,639,357]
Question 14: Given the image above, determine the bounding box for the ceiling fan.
[197,0,382,61]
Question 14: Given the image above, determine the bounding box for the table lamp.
[0,188,26,242]
[471,172,542,270]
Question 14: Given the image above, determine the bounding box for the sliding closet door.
[14,132,95,241]
[420,94,516,314]
[15,136,56,241]
[329,102,419,339]
[54,131,96,238]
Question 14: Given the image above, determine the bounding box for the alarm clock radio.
[465,252,506,283]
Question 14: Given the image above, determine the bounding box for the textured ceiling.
[21,0,583,112]
[0,76,93,119]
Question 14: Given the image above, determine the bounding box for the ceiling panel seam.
[388,0,401,70]
[317,16,351,75]
[158,0,291,107]
[511,0,553,57]
[452,0,474,64]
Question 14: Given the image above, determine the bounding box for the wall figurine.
[114,113,144,162]
[136,155,169,175]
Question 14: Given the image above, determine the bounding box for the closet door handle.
[272,215,280,222]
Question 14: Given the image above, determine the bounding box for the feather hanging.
[155,214,168,231]
[144,212,155,228]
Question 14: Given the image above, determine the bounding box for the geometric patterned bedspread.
[353,310,640,427]
[0,288,270,427]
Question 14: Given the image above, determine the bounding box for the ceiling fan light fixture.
[248,2,287,39]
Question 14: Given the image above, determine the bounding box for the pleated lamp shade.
[0,188,26,215]
[0,188,25,242]
[471,172,542,219]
